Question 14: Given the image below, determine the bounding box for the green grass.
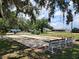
[51,44,79,59]
[41,31,79,39]
[0,39,49,59]
[0,39,79,59]
[36,44,79,59]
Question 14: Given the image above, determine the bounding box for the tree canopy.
[0,0,79,24]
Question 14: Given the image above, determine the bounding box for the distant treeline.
[72,28,79,33]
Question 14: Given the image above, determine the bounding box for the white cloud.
[49,22,64,29]
[73,14,79,28]
[69,1,73,5]
[68,1,74,10]
[30,0,36,6]
[37,8,49,19]
[54,10,63,16]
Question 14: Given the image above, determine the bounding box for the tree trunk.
[63,12,65,29]
[40,27,43,33]
[71,22,73,32]
[0,0,5,19]
[0,0,2,17]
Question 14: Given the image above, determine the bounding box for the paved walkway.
[5,34,62,40]
[0,34,62,48]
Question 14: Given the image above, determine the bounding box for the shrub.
[31,29,40,35]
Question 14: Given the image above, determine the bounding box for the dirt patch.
[74,40,79,44]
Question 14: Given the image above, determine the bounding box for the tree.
[66,10,73,30]
[36,19,48,33]
[0,0,79,27]
[7,12,19,29]
[18,19,31,31]
[0,18,7,38]
[72,28,79,33]
[0,0,4,18]
[19,19,50,34]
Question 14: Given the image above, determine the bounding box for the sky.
[9,0,79,30]
[36,1,79,30]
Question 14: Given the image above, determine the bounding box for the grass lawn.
[0,38,79,59]
[0,39,49,59]
[41,31,79,39]
[49,44,79,59]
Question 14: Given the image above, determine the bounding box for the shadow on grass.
[45,44,79,59]
[0,38,30,58]
[0,38,79,59]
